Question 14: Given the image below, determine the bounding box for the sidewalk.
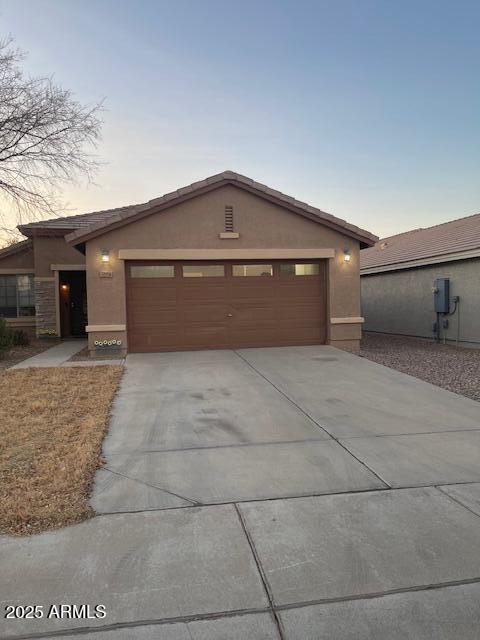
[10,340,125,369]
[11,340,87,368]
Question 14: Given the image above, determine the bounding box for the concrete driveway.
[2,346,480,639]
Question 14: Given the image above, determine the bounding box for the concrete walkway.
[11,340,87,368]
[2,346,480,639]
[10,340,124,368]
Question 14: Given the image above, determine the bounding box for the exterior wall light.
[61,283,69,291]
[344,249,351,262]
[101,249,110,263]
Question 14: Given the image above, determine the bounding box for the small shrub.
[0,318,13,357]
[11,329,30,346]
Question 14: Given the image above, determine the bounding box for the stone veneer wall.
[34,279,57,336]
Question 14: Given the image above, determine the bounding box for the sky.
[0,0,479,240]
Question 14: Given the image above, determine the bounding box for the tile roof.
[0,238,32,258]
[18,204,141,233]
[361,212,480,272]
[18,171,377,247]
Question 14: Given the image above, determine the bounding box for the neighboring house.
[0,171,376,354]
[361,213,480,347]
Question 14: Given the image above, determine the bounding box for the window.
[131,265,174,278]
[232,264,273,277]
[0,274,35,317]
[182,265,225,277]
[280,263,320,276]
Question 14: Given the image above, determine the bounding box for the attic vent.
[225,206,234,232]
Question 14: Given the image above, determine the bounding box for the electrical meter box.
[434,278,450,313]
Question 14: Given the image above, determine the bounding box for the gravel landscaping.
[359,332,480,402]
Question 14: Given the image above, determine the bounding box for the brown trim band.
[118,249,335,260]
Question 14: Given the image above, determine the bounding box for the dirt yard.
[359,332,480,402]
[0,339,56,370]
[0,365,123,536]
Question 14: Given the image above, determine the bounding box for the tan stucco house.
[361,213,480,347]
[0,171,377,354]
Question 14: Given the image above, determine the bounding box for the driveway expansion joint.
[274,574,480,611]
[105,435,329,456]
[95,482,477,519]
[6,577,480,640]
[435,485,480,519]
[234,503,286,640]
[233,349,391,489]
[0,606,272,640]
[342,426,480,440]
[102,466,200,505]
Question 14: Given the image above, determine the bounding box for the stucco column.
[85,242,128,355]
[328,243,363,350]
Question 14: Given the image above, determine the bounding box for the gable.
[85,184,358,250]
[83,184,357,251]
[64,172,376,248]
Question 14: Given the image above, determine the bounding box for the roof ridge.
[376,211,480,244]
[16,170,377,246]
[361,210,480,271]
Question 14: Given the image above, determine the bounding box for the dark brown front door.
[126,261,327,353]
[59,271,87,338]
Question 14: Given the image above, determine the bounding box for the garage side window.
[182,265,225,277]
[232,264,273,277]
[280,263,320,276]
[130,265,174,278]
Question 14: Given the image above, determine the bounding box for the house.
[360,213,480,347]
[0,171,376,354]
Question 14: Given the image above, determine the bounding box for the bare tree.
[0,37,102,230]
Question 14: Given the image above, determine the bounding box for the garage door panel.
[126,261,326,352]
[181,283,228,301]
[183,307,227,323]
[181,330,229,348]
[230,287,278,301]
[277,304,323,321]
[128,288,178,303]
[129,332,180,351]
[128,306,178,323]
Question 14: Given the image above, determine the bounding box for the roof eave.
[17,225,73,238]
[0,238,33,258]
[361,247,480,274]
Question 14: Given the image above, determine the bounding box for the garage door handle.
[227,313,233,317]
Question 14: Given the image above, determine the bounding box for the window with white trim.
[0,274,35,317]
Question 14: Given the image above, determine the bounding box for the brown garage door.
[126,260,327,352]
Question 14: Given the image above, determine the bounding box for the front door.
[59,271,87,337]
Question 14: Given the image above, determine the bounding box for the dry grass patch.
[0,365,123,536]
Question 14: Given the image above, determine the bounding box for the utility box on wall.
[434,277,450,313]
